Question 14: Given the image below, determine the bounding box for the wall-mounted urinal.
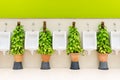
[0,32,11,55]
[82,31,97,55]
[110,31,120,54]
[25,31,39,55]
[53,31,67,54]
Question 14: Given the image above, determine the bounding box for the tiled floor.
[0,68,120,80]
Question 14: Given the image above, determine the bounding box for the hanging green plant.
[66,26,83,55]
[38,28,54,55]
[97,23,112,54]
[10,25,25,55]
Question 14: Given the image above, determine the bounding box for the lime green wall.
[0,0,120,18]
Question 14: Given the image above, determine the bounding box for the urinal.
[110,31,120,54]
[0,32,11,55]
[82,31,97,55]
[25,31,39,55]
[53,31,67,54]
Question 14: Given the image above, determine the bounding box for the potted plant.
[66,22,83,70]
[10,22,25,70]
[38,21,54,70]
[97,22,112,70]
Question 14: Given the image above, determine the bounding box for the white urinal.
[0,32,11,55]
[53,31,67,54]
[25,31,39,55]
[82,31,97,55]
[110,31,120,54]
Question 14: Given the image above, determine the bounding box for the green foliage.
[97,24,112,54]
[10,25,25,55]
[38,28,54,55]
[66,26,83,55]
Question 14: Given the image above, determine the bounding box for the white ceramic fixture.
[53,31,67,54]
[110,31,120,54]
[25,31,39,55]
[82,31,97,55]
[0,32,11,55]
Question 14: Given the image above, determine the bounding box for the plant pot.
[98,53,109,70]
[70,53,80,70]
[13,54,23,70]
[41,54,51,70]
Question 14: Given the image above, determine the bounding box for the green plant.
[38,28,54,55]
[97,24,112,54]
[10,25,25,55]
[66,26,83,55]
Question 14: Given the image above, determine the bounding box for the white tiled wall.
[0,19,120,69]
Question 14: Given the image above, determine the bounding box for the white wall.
[0,19,120,69]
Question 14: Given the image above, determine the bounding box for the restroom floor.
[0,68,120,80]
